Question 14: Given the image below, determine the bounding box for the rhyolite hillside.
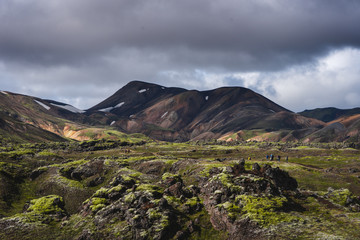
[87,81,326,142]
[3,81,360,143]
[0,90,146,143]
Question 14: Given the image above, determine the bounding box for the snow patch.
[161,111,168,119]
[161,87,165,90]
[110,121,116,126]
[138,89,147,93]
[1,91,8,95]
[115,102,125,108]
[269,109,275,113]
[50,103,85,113]
[99,107,114,112]
[34,100,50,110]
[205,96,209,101]
[99,102,125,112]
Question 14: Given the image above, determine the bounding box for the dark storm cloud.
[0,0,360,110]
[1,0,360,70]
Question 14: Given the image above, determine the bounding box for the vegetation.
[1,139,360,239]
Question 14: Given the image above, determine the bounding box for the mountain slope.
[88,81,325,141]
[88,81,187,117]
[0,91,142,142]
[4,81,360,143]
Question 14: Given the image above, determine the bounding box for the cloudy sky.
[1,0,360,112]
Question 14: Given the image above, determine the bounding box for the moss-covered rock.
[26,195,65,215]
[235,194,298,227]
[89,197,107,212]
[324,188,357,207]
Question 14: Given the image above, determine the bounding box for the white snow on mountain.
[99,107,114,112]
[138,89,147,93]
[110,121,116,126]
[161,111,168,118]
[50,103,85,113]
[205,96,209,101]
[34,100,50,110]
[99,102,125,112]
[115,102,125,108]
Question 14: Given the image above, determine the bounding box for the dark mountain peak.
[87,81,186,115]
[299,107,360,122]
[120,80,163,92]
[201,86,289,113]
[119,80,187,93]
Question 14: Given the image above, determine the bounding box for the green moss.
[147,208,161,220]
[92,187,109,197]
[210,172,244,193]
[52,159,88,168]
[114,167,143,181]
[216,201,240,220]
[91,197,107,206]
[0,161,25,178]
[37,166,49,172]
[124,193,136,203]
[136,184,163,193]
[162,172,181,182]
[185,197,202,207]
[236,195,298,227]
[0,149,36,159]
[56,175,84,188]
[104,159,112,166]
[326,188,353,206]
[90,185,125,201]
[90,197,107,212]
[122,156,156,162]
[163,195,182,207]
[37,151,57,157]
[200,164,228,177]
[108,185,125,194]
[27,195,65,215]
[153,215,170,232]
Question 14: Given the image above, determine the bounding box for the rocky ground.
[1,140,360,239]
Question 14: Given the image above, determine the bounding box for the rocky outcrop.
[200,161,299,239]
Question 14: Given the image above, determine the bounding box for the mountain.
[299,107,360,122]
[88,81,187,116]
[3,81,360,143]
[88,81,324,141]
[0,91,143,143]
[297,107,360,142]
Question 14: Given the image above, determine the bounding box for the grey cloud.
[1,0,360,70]
[0,0,360,110]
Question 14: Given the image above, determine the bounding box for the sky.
[0,0,360,112]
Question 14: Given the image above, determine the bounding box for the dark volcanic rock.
[263,166,298,191]
[71,159,104,180]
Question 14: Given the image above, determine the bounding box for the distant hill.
[299,107,360,122]
[0,91,145,143]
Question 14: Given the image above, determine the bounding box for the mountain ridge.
[1,81,360,143]
[85,81,321,141]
